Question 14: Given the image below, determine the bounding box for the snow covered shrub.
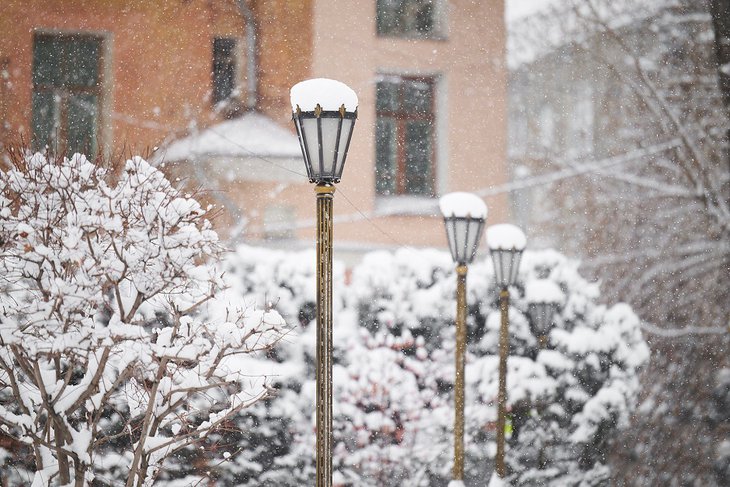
[212,244,648,487]
[0,153,287,486]
[343,247,649,486]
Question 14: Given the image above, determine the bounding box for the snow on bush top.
[438,191,487,219]
[290,78,358,112]
[525,278,565,304]
[486,223,527,250]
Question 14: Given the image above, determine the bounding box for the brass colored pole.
[452,265,468,481]
[315,183,335,487]
[495,287,510,478]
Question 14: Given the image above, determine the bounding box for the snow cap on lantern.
[486,223,527,288]
[439,192,487,265]
[290,78,358,184]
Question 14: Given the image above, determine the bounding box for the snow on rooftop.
[486,223,527,250]
[290,78,358,112]
[161,112,301,162]
[525,279,565,304]
[439,192,487,219]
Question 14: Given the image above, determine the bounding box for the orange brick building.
[0,0,509,256]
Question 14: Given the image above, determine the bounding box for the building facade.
[0,0,509,255]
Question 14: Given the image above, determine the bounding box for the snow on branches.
[0,153,286,486]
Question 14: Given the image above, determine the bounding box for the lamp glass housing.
[490,248,523,289]
[444,215,485,265]
[293,106,357,184]
[527,301,559,338]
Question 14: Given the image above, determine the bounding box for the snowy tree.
[349,248,648,486]
[0,153,286,486]
[508,1,730,484]
[220,245,647,486]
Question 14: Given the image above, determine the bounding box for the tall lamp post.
[290,78,358,487]
[439,192,487,486]
[525,279,563,349]
[486,223,526,479]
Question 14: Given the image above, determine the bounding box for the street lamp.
[439,192,487,486]
[290,78,358,487]
[486,223,526,479]
[525,279,564,349]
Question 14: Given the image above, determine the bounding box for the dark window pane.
[377,0,435,38]
[31,91,58,152]
[32,34,102,156]
[404,120,433,195]
[67,93,97,155]
[32,36,62,87]
[213,37,236,103]
[403,79,432,114]
[376,81,399,112]
[375,117,397,195]
[64,37,101,87]
[376,0,401,35]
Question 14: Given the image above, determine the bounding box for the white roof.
[290,78,358,112]
[161,112,301,162]
[438,192,488,219]
[486,223,527,250]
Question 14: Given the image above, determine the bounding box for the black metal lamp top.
[486,224,527,289]
[525,279,564,338]
[290,79,358,185]
[439,192,487,265]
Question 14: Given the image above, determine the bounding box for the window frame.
[375,75,437,198]
[31,32,105,156]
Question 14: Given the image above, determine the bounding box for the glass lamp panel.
[453,218,468,263]
[319,116,341,179]
[490,249,503,287]
[300,117,320,176]
[334,117,354,180]
[464,219,484,264]
[509,251,523,287]
[500,251,513,288]
[444,218,457,263]
[293,117,312,179]
[529,303,547,336]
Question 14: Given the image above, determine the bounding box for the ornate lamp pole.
[486,223,526,479]
[290,78,358,487]
[525,279,563,349]
[439,192,487,486]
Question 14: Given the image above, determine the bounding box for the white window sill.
[374,195,439,217]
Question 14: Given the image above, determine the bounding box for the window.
[32,33,103,155]
[212,37,236,104]
[375,76,436,197]
[376,0,441,39]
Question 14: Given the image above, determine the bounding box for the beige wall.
[309,0,510,250]
[237,0,509,255]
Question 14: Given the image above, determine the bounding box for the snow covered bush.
[0,153,287,486]
[220,245,649,486]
